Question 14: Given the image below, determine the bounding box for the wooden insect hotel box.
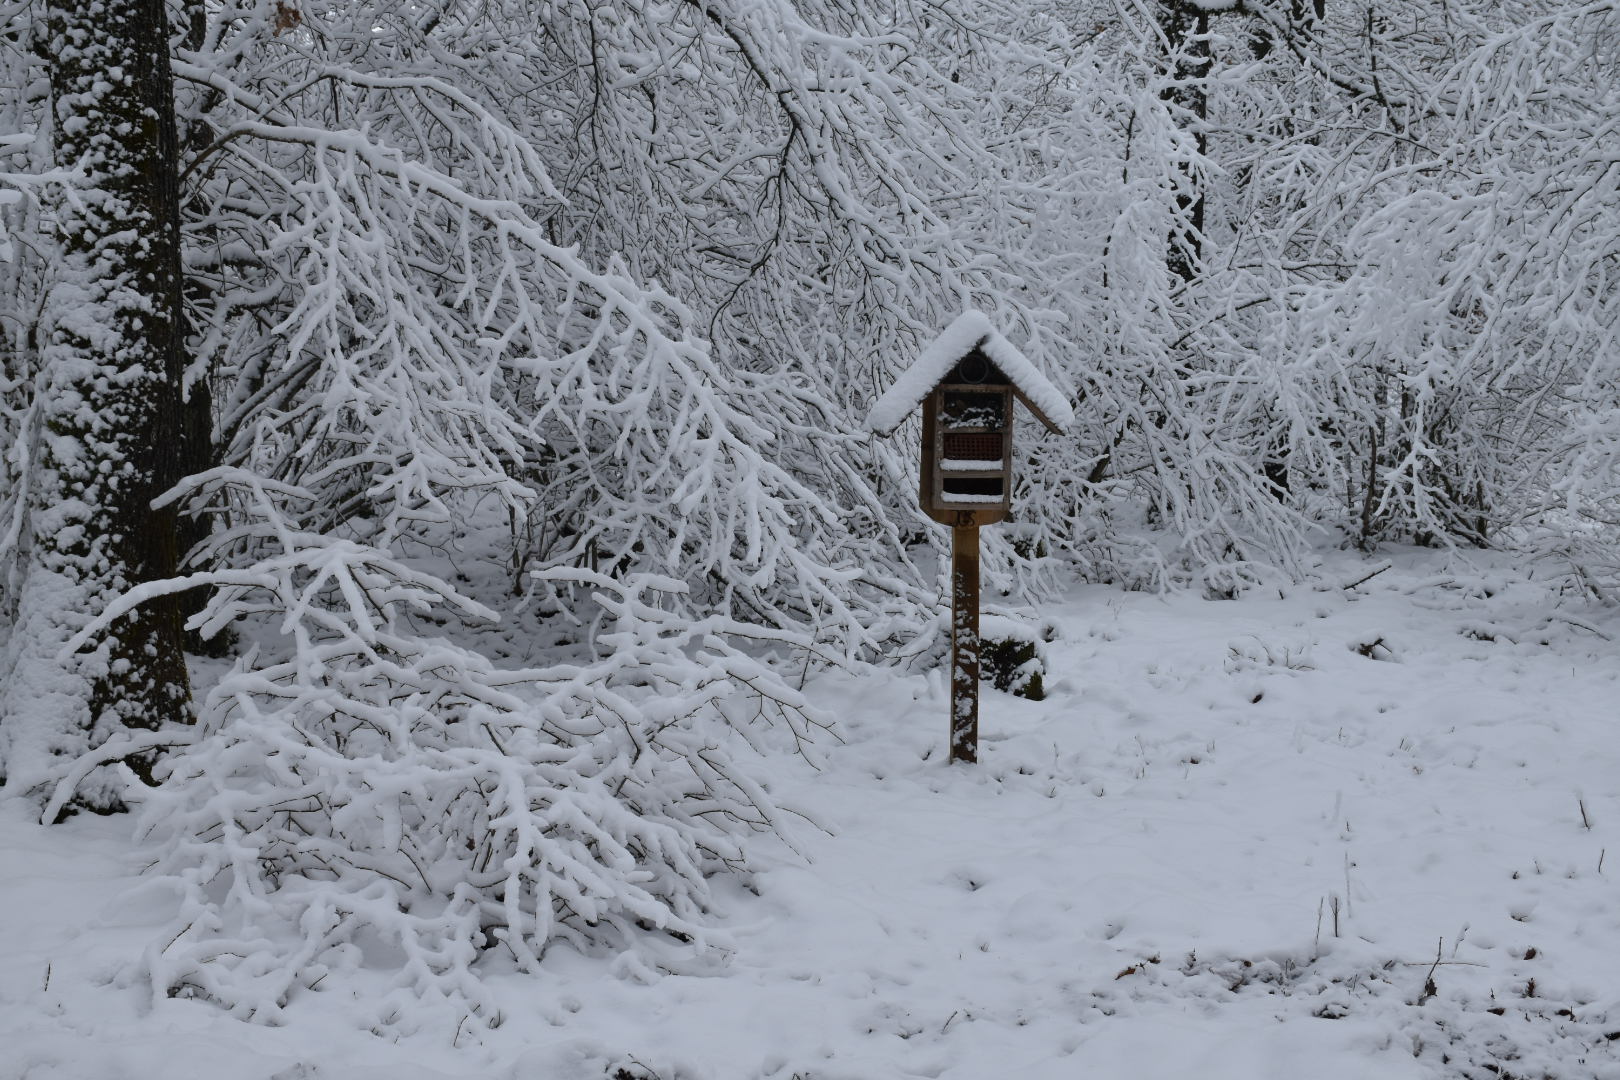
[867,311,1072,528]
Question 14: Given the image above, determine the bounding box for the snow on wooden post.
[950,522,980,762]
[867,312,1073,764]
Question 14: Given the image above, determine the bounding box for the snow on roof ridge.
[865,310,1074,435]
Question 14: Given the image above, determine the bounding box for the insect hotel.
[867,311,1073,763]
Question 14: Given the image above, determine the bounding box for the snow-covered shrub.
[69,474,829,1027]
[978,614,1054,701]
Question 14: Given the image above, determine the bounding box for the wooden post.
[949,522,980,763]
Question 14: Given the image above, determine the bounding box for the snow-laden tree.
[486,0,1082,608]
[908,3,1327,593]
[50,469,828,1029]
[172,0,1043,648]
[989,0,1610,573]
[9,0,1046,1021]
[1294,1,1620,561]
[13,0,853,1018]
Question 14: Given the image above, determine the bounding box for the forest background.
[0,0,1617,1051]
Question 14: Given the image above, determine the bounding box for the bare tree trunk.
[174,0,226,653]
[1158,1,1210,285]
[0,0,193,814]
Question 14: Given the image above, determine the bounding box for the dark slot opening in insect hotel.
[942,476,1005,500]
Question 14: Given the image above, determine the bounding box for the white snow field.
[4,550,1619,1080]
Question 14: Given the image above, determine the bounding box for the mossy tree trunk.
[0,0,193,813]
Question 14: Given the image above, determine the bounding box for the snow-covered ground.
[5,550,1619,1080]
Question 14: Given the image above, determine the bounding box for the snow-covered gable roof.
[866,311,1074,436]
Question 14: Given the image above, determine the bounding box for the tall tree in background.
[0,0,192,809]
[1156,0,1213,286]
